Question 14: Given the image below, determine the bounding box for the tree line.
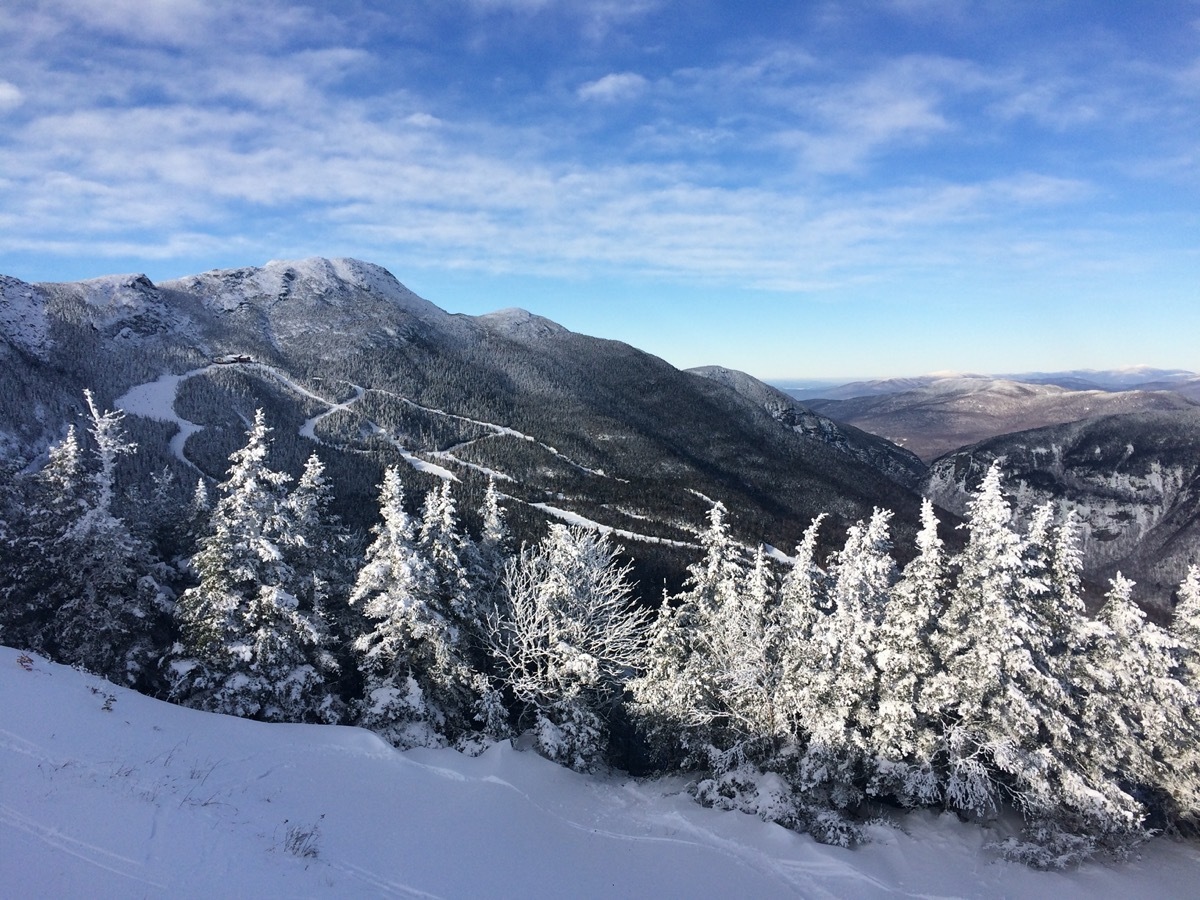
[1,396,1198,869]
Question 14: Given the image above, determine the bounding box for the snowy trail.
[527,500,697,549]
[114,367,213,469]
[299,383,365,440]
[116,361,619,490]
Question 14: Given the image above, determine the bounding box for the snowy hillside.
[3,647,1198,899]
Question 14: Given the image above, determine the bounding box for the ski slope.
[2,647,1197,899]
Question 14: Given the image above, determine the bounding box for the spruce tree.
[631,501,746,769]
[170,410,340,723]
[870,499,945,806]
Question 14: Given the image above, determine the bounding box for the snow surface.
[114,367,212,468]
[0,276,50,356]
[530,502,696,549]
[3,647,1198,899]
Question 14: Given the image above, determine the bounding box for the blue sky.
[1,1,1197,381]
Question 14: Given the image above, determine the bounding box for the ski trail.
[0,803,168,890]
[366,387,613,480]
[527,501,697,549]
[119,359,608,487]
[299,383,365,440]
[115,366,213,470]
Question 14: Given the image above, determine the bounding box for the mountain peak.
[162,257,442,317]
[478,307,568,340]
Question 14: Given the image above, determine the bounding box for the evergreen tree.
[170,410,340,723]
[631,501,747,769]
[350,468,444,747]
[870,499,945,806]
[416,480,490,738]
[1167,565,1200,826]
[1,394,165,686]
[350,472,488,747]
[775,514,829,745]
[797,508,895,812]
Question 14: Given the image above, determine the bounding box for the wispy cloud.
[578,72,648,103]
[0,0,1196,307]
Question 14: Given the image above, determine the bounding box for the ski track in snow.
[5,649,1200,900]
[1,804,168,891]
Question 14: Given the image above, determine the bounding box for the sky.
[1,1,1198,381]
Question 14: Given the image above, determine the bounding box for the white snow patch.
[115,367,213,468]
[530,502,695,549]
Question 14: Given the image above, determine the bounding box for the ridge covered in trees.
[1,398,1198,869]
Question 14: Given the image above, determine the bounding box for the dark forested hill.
[0,258,931,593]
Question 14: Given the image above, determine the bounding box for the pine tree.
[1168,565,1200,826]
[775,515,828,745]
[170,410,339,723]
[349,468,445,747]
[0,394,165,685]
[416,480,490,738]
[491,524,649,770]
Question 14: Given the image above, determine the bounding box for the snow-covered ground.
[3,648,1197,899]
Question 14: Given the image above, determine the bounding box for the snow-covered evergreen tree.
[929,463,1141,865]
[797,508,895,813]
[349,467,445,747]
[1167,565,1200,825]
[170,410,340,724]
[416,480,490,739]
[350,472,488,747]
[285,453,353,641]
[775,515,828,745]
[869,499,945,806]
[1,394,165,686]
[631,501,747,769]
[491,524,649,770]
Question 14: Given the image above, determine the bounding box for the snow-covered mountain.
[0,258,930,590]
[925,409,1200,611]
[6,646,1199,899]
[689,365,927,489]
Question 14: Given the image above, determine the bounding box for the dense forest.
[1,394,1198,870]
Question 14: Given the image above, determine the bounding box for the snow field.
[3,647,1198,899]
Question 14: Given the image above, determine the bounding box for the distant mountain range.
[793,375,1198,463]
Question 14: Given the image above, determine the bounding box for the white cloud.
[577,72,647,103]
[0,81,23,113]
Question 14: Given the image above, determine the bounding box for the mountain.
[688,365,927,489]
[784,368,1200,402]
[800,376,1198,463]
[925,409,1200,612]
[0,258,930,593]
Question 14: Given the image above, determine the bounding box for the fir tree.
[631,501,747,769]
[1,394,165,686]
[797,508,895,812]
[870,499,945,806]
[170,410,340,723]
